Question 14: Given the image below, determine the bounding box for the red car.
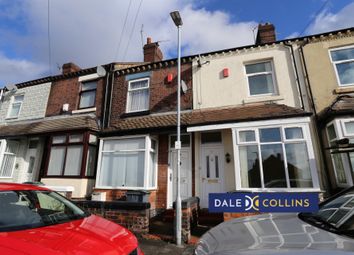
[0,183,143,255]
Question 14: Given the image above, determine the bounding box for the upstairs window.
[7,95,24,119]
[127,78,149,113]
[330,46,354,86]
[79,81,97,109]
[245,61,276,96]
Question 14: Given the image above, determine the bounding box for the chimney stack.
[62,62,81,74]
[143,37,163,62]
[256,23,276,45]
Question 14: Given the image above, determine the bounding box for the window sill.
[5,117,19,120]
[233,188,323,193]
[243,95,284,104]
[72,107,96,114]
[121,110,150,118]
[334,86,354,94]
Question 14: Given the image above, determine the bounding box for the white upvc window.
[329,45,354,87]
[233,123,318,190]
[7,95,24,119]
[0,140,19,178]
[96,135,158,189]
[126,78,149,113]
[245,60,277,96]
[326,118,354,187]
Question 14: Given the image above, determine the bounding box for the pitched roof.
[0,115,99,138]
[104,104,310,134]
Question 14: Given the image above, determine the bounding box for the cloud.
[306,2,354,34]
[0,0,257,85]
[0,51,47,85]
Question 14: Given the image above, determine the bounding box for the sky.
[0,0,354,86]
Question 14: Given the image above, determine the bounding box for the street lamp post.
[170,10,183,247]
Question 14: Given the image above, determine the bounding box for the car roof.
[0,183,50,191]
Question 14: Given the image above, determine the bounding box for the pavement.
[138,238,195,255]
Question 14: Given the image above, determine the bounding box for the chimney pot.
[147,37,152,44]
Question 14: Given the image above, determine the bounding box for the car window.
[0,190,87,232]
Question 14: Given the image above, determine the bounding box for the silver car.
[196,188,354,255]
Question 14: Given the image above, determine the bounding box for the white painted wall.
[192,44,301,109]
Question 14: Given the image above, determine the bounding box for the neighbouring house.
[39,62,141,198]
[300,27,354,192]
[94,38,194,215]
[0,82,51,184]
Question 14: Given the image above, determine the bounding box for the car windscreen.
[300,189,354,236]
[0,190,87,232]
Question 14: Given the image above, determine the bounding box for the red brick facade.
[46,76,105,118]
[109,63,192,126]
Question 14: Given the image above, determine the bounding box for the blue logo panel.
[209,192,319,213]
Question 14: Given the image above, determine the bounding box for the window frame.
[233,123,319,191]
[96,135,158,190]
[126,77,150,113]
[329,45,354,87]
[6,94,24,119]
[0,140,19,178]
[244,60,277,97]
[326,119,354,187]
[44,132,98,178]
[78,81,97,110]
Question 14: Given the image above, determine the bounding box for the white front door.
[167,148,192,208]
[200,146,224,208]
[24,139,42,182]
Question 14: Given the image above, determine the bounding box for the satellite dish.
[181,80,188,94]
[96,65,106,77]
[5,84,17,92]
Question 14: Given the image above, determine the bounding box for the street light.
[170,10,183,247]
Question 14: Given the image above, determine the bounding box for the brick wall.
[76,201,150,234]
[45,76,105,118]
[156,134,168,209]
[109,63,192,126]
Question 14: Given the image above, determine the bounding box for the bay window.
[46,133,97,177]
[236,125,315,189]
[330,46,354,86]
[326,119,354,187]
[0,140,19,178]
[97,136,157,189]
[126,78,149,113]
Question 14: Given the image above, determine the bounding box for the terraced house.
[300,27,354,192]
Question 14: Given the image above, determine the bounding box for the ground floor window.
[234,124,316,189]
[326,119,354,187]
[96,136,157,189]
[46,133,97,178]
[0,140,19,178]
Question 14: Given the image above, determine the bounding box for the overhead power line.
[299,0,330,36]
[122,0,143,61]
[114,0,132,61]
[47,0,52,74]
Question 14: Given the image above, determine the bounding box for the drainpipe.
[299,39,332,195]
[107,65,115,128]
[283,42,304,110]
[102,63,114,129]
